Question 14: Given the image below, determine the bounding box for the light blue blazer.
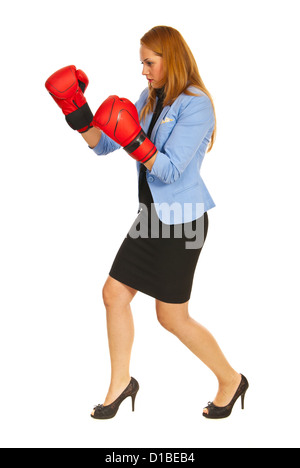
[91,86,216,224]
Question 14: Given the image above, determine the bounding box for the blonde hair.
[140,26,216,152]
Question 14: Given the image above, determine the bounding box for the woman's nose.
[142,65,149,76]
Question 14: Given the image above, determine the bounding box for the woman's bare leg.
[156,300,241,413]
[91,276,137,415]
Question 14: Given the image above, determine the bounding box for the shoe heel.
[131,391,138,412]
[241,391,247,410]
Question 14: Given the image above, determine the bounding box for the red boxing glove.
[93,96,157,163]
[45,65,93,133]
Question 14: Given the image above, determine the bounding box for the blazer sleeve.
[91,131,121,156]
[150,94,215,184]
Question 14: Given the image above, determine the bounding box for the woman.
[46,26,248,420]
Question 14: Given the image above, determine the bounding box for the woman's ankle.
[217,370,241,388]
[104,376,131,406]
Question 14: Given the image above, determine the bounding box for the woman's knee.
[156,300,189,333]
[102,276,137,308]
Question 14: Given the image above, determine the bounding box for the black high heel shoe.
[203,374,249,420]
[91,377,139,420]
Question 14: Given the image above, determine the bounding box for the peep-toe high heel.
[91,377,139,420]
[203,374,249,420]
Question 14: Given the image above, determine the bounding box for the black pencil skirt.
[109,204,209,304]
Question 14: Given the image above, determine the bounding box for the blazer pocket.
[159,118,176,131]
[173,181,200,195]
[155,118,177,147]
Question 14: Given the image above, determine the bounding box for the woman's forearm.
[81,127,102,148]
[143,151,158,171]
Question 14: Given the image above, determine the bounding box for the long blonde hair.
[140,26,216,152]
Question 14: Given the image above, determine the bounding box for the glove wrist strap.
[66,102,94,131]
[123,129,146,155]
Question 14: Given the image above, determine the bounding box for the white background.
[0,0,299,449]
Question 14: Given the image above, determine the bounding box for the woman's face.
[140,45,164,89]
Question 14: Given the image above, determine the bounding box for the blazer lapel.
[141,112,152,135]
